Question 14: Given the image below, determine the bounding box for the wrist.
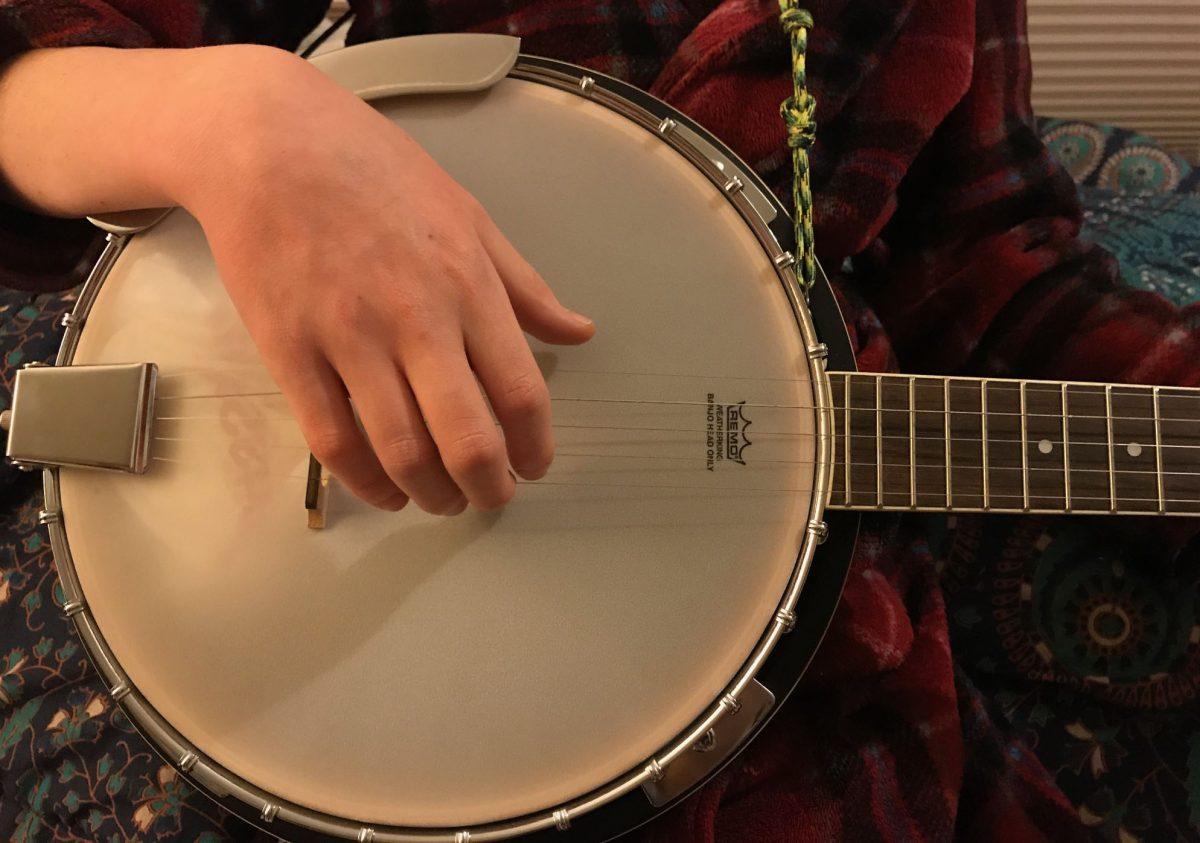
[151,44,322,214]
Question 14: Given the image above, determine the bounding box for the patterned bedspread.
[1040,118,1200,305]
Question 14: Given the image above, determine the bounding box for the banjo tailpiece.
[4,362,156,474]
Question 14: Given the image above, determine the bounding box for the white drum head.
[57,72,820,827]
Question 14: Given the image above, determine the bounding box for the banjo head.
[44,45,852,841]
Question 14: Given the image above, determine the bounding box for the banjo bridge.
[3,362,157,474]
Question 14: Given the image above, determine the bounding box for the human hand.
[174,48,595,514]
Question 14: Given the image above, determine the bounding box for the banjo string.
[149,433,1200,479]
[153,396,1200,427]
[141,454,1200,507]
[512,479,1200,507]
[149,426,1200,454]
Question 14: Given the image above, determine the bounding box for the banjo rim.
[40,50,857,842]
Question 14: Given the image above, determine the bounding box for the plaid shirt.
[2,1,1197,841]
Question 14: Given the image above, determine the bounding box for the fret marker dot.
[1127,442,1142,458]
[1038,439,1053,454]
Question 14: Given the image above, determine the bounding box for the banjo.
[4,32,1199,843]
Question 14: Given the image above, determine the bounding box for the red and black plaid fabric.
[1,1,1197,841]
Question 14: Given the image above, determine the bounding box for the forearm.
[0,44,308,218]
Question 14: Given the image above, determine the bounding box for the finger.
[464,278,554,480]
[339,357,466,516]
[405,344,515,510]
[474,211,595,345]
[275,355,408,511]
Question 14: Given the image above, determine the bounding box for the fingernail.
[514,462,549,481]
[568,311,594,329]
[442,496,468,517]
[382,491,409,512]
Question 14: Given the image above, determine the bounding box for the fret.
[1061,383,1071,511]
[878,376,913,507]
[982,381,1024,510]
[1105,386,1116,511]
[1024,383,1067,510]
[830,373,848,505]
[1110,387,1160,513]
[981,381,990,509]
[846,374,880,508]
[908,377,916,508]
[912,378,948,508]
[1154,387,1165,512]
[943,379,951,508]
[1020,381,1030,509]
[875,375,883,507]
[1157,388,1200,514]
[947,379,984,509]
[844,373,852,505]
[1063,384,1112,512]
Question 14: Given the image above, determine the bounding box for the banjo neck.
[826,372,1200,517]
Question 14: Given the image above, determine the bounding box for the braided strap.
[779,2,817,291]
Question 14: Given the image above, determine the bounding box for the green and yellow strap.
[778,1,817,292]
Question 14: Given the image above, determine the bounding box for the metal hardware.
[1105,385,1116,512]
[6,362,157,474]
[454,832,470,843]
[875,375,883,507]
[807,520,828,544]
[62,600,85,617]
[260,803,280,823]
[37,509,60,525]
[642,679,775,807]
[657,117,677,135]
[943,379,952,509]
[87,208,173,237]
[774,251,796,269]
[844,374,852,506]
[109,681,131,701]
[579,75,595,95]
[178,751,199,772]
[1153,387,1165,512]
[666,120,778,224]
[359,829,376,843]
[553,809,571,831]
[908,377,916,509]
[1020,381,1030,511]
[692,730,717,753]
[1061,383,1072,511]
[721,692,741,714]
[775,608,797,632]
[807,342,828,360]
[60,313,79,330]
[644,759,665,782]
[723,175,744,195]
[981,380,990,510]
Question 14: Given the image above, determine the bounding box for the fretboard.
[827,372,1200,516]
